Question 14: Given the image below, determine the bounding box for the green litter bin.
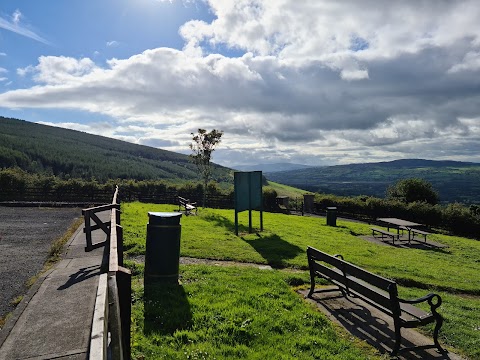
[326,207,337,227]
[145,212,182,283]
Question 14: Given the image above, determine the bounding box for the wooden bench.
[178,196,197,215]
[411,228,431,242]
[306,246,445,355]
[371,227,398,243]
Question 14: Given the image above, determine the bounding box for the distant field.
[265,181,309,199]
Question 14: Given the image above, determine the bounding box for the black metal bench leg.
[392,323,402,355]
[307,279,315,298]
[307,259,315,298]
[433,316,445,353]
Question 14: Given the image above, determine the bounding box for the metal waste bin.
[326,207,337,227]
[144,212,182,283]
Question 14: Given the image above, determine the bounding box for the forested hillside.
[266,159,480,204]
[0,116,232,183]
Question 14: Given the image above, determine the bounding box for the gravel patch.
[0,207,81,320]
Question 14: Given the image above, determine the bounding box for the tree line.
[1,168,479,239]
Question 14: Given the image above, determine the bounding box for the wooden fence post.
[83,210,93,251]
[108,274,124,360]
[117,267,132,360]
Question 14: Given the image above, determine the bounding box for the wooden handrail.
[89,186,130,360]
[109,209,119,273]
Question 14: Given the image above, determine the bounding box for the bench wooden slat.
[400,304,432,319]
[371,227,397,238]
[344,276,394,312]
[412,229,430,235]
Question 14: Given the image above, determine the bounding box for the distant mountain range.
[265,159,480,204]
[233,163,313,173]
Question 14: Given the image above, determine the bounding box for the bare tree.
[189,128,223,207]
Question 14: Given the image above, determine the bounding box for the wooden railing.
[86,186,131,360]
[0,187,115,203]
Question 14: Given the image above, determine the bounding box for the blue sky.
[1,0,480,167]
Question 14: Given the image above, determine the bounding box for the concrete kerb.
[0,267,55,348]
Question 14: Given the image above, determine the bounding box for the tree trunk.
[203,180,207,208]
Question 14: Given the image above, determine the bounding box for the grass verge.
[123,203,480,359]
[131,263,384,360]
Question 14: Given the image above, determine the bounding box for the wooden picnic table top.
[377,217,422,228]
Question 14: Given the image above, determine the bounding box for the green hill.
[0,116,232,183]
[265,159,480,204]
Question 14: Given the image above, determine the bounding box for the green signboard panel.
[234,171,262,212]
[234,171,263,235]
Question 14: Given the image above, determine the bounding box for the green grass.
[265,181,309,199]
[131,263,383,360]
[123,202,480,359]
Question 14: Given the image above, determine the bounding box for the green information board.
[234,171,263,235]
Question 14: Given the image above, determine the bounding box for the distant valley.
[265,159,480,204]
[233,163,314,173]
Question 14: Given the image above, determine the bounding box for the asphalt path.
[0,207,81,321]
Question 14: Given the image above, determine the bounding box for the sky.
[0,0,480,167]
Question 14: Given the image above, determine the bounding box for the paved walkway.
[299,287,465,360]
[0,213,108,360]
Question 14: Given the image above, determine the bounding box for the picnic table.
[377,217,422,243]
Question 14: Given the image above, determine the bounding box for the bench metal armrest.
[398,293,442,310]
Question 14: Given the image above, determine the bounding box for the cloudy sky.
[0,0,479,167]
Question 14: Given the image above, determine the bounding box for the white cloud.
[106,40,120,48]
[1,0,480,166]
[0,10,51,45]
[12,9,22,25]
[17,56,96,84]
[0,52,7,56]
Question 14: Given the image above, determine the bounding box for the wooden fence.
[0,187,115,203]
[86,187,131,360]
[1,187,235,209]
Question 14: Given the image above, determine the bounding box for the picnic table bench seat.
[371,227,398,242]
[178,196,197,215]
[306,246,445,355]
[410,228,432,242]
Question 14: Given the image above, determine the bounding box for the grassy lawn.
[123,202,480,359]
[130,264,381,360]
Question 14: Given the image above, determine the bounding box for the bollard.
[326,207,337,227]
[303,194,315,214]
[144,212,182,284]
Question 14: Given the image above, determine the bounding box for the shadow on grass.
[203,212,250,233]
[241,233,303,268]
[203,212,304,267]
[144,280,192,335]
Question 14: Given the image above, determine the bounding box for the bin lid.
[148,212,182,225]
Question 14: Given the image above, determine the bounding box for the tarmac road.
[0,207,81,322]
